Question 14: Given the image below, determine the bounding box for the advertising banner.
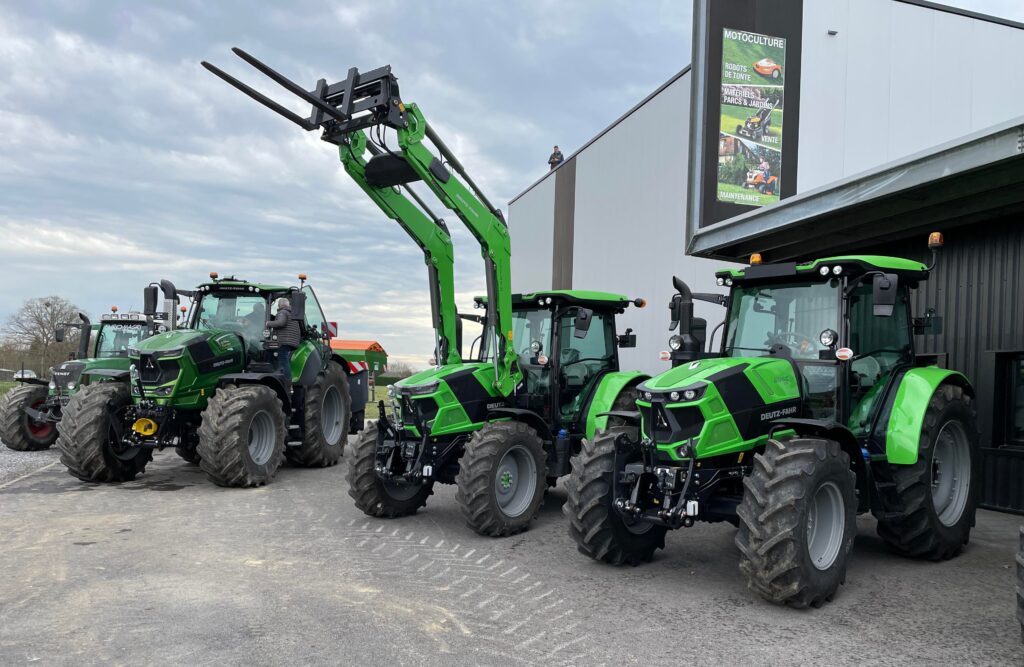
[716,28,786,206]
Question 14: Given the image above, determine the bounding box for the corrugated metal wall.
[862,219,1024,511]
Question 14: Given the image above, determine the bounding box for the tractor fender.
[770,418,866,488]
[487,408,552,443]
[884,367,974,465]
[296,347,324,387]
[583,371,648,440]
[218,372,291,409]
[15,377,48,387]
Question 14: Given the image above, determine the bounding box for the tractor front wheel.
[564,426,667,565]
[455,421,546,537]
[0,384,58,451]
[736,437,856,608]
[346,421,433,517]
[197,384,286,487]
[288,361,350,467]
[875,383,977,560]
[57,383,152,482]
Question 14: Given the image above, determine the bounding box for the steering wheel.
[768,330,815,354]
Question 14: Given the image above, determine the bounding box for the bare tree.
[3,296,84,374]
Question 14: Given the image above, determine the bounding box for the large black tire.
[0,384,58,451]
[197,384,286,487]
[56,383,152,482]
[455,421,546,537]
[1017,527,1024,643]
[736,437,857,608]
[564,425,667,565]
[345,421,433,517]
[875,383,978,560]
[286,361,350,468]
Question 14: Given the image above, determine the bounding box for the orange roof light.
[111,305,119,313]
[209,271,219,280]
[634,298,647,309]
[298,273,308,281]
[928,231,944,249]
[179,306,187,313]
[750,253,763,265]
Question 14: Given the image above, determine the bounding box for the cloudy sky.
[1,0,1020,367]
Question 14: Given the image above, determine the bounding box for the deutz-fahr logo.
[760,405,797,421]
[486,401,504,410]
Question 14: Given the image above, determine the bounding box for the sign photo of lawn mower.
[744,168,778,195]
[735,97,780,144]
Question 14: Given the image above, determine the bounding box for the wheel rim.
[25,399,54,439]
[806,481,845,571]
[494,444,538,519]
[247,410,275,466]
[931,421,971,527]
[320,384,343,446]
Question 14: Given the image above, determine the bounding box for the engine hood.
[132,328,241,357]
[640,356,799,401]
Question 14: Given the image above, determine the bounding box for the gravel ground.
[0,442,60,487]
[0,448,1021,665]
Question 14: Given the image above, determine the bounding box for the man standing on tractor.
[267,296,300,387]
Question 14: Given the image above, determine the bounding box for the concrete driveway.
[0,447,1020,665]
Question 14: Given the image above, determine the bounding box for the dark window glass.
[1012,357,1024,445]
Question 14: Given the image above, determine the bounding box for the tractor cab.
[475,291,641,430]
[708,253,931,436]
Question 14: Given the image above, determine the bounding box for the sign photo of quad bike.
[716,27,786,207]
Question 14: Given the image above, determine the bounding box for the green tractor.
[565,234,979,607]
[57,275,360,487]
[0,309,155,452]
[204,51,649,535]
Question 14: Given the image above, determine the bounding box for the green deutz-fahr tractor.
[57,275,361,487]
[204,50,650,535]
[565,234,978,607]
[0,309,155,452]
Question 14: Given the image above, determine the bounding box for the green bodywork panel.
[585,371,648,440]
[396,362,499,437]
[128,329,245,409]
[885,367,971,465]
[638,357,800,461]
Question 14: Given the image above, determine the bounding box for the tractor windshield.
[724,281,838,360]
[95,323,148,358]
[194,293,269,346]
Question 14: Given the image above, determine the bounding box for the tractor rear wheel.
[875,383,977,560]
[455,421,546,537]
[564,425,667,565]
[197,384,286,487]
[736,437,856,608]
[0,384,58,451]
[287,361,350,467]
[57,383,152,482]
[346,421,433,517]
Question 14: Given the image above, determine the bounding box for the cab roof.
[197,278,295,293]
[716,255,929,284]
[474,289,636,311]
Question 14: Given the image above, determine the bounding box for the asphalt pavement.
[0,444,1020,665]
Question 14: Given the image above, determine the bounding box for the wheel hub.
[500,470,513,490]
[493,444,538,519]
[807,480,845,571]
[931,421,971,527]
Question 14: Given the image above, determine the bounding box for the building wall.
[862,219,1024,510]
[509,71,732,375]
[798,0,1024,190]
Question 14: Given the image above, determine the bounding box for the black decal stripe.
[443,370,493,425]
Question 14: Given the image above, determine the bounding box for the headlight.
[669,391,680,401]
[154,386,173,396]
[819,266,830,276]
[404,381,439,396]
[725,278,733,286]
[48,380,56,390]
[129,364,139,381]
[832,265,843,275]
[683,389,697,400]
[716,277,725,286]
[819,329,837,347]
[66,381,76,390]
[668,335,682,351]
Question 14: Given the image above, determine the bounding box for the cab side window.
[558,309,615,420]
[302,286,329,339]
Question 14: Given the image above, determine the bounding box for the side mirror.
[55,327,66,343]
[617,328,636,348]
[573,308,593,339]
[143,285,159,317]
[872,273,898,317]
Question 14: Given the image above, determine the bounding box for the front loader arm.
[202,49,522,396]
[339,130,461,366]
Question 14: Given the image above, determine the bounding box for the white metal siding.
[798,0,1024,190]
[569,73,729,375]
[508,173,555,294]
